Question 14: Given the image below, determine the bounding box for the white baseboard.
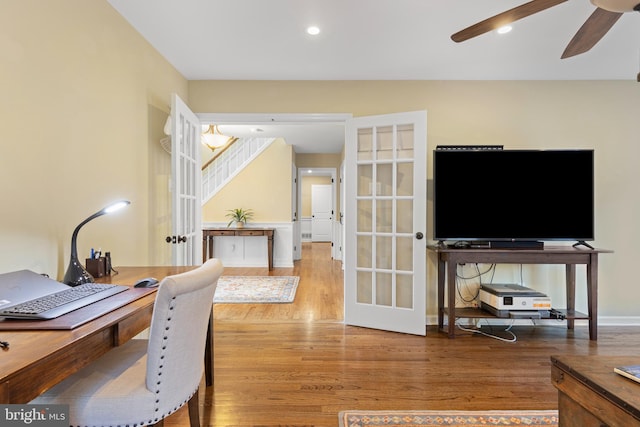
[426,315,640,327]
[597,316,640,326]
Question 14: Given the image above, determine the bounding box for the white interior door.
[344,111,427,336]
[311,184,332,242]
[170,93,202,266]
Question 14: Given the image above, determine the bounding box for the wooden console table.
[551,355,640,426]
[202,227,275,270]
[427,245,612,340]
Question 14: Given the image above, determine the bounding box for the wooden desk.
[0,266,198,404]
[551,355,640,426]
[203,227,275,270]
[428,245,612,340]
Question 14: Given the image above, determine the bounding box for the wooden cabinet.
[551,355,640,426]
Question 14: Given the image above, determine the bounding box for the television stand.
[427,245,613,340]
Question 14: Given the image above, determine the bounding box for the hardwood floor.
[166,242,640,427]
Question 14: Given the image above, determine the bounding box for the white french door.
[170,94,202,266]
[344,111,427,335]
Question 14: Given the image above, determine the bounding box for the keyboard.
[0,283,128,320]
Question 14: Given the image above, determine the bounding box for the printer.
[479,283,551,318]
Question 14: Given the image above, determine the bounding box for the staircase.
[201,137,276,204]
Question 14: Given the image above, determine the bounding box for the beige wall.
[296,153,342,169]
[1,1,187,278]
[201,144,341,224]
[300,176,332,218]
[202,139,293,223]
[189,80,640,318]
[296,153,342,216]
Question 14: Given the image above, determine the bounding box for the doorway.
[195,111,427,336]
[297,167,339,260]
[197,112,349,263]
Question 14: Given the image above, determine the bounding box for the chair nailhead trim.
[152,297,178,419]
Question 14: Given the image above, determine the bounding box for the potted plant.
[225,208,254,228]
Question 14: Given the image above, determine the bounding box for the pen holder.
[86,257,107,278]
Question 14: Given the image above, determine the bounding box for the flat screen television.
[433,148,594,248]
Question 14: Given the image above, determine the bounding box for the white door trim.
[298,168,337,255]
[197,113,352,125]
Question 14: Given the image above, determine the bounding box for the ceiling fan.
[451,0,640,61]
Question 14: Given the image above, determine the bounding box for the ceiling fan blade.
[561,8,623,58]
[561,8,623,59]
[451,0,568,42]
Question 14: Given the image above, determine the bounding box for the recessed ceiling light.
[497,25,512,35]
[306,26,320,36]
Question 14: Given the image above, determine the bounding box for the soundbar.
[489,241,544,250]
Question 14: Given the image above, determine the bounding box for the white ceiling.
[215,122,347,154]
[108,0,640,153]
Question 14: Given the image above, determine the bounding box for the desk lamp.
[63,200,130,286]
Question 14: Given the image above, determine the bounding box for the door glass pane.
[357,270,372,304]
[357,128,373,161]
[396,199,413,233]
[376,199,392,233]
[357,164,372,196]
[376,126,393,160]
[377,163,393,197]
[396,274,413,309]
[396,124,414,159]
[357,200,372,232]
[376,235,392,270]
[357,235,372,268]
[396,236,413,271]
[376,272,392,306]
[397,162,413,197]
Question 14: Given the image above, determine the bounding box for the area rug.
[339,410,559,427]
[213,276,299,303]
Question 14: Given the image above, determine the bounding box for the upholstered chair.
[31,258,224,427]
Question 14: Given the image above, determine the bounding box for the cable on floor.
[456,320,517,343]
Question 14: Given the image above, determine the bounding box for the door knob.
[165,235,187,244]
[415,232,424,240]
